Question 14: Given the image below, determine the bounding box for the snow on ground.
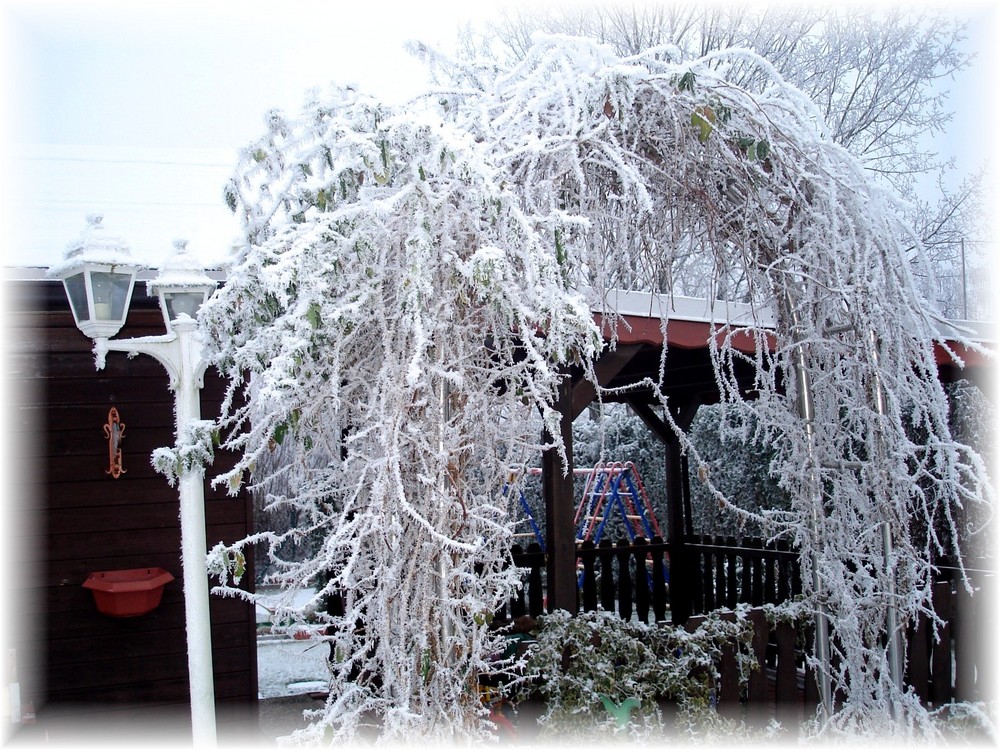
[255,587,330,699]
[257,636,329,699]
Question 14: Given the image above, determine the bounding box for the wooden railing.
[498,539,993,715]
[500,535,800,623]
[685,534,802,614]
[908,567,994,706]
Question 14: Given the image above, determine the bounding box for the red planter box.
[83,567,175,617]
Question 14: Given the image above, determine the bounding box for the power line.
[14,197,229,209]
[16,154,234,169]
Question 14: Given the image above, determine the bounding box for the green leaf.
[273,422,288,445]
[756,139,770,160]
[380,139,390,170]
[678,71,696,92]
[233,551,246,579]
[691,106,715,143]
[554,228,567,267]
[306,302,322,329]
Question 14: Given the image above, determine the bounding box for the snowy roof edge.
[5,267,993,343]
[587,287,778,328]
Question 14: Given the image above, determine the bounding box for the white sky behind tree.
[0,0,515,268]
[0,0,997,272]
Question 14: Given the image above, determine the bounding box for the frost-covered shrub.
[687,404,790,538]
[515,608,757,739]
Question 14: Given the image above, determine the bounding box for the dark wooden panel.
[45,669,255,705]
[12,288,259,710]
[46,527,185,562]
[42,406,174,440]
[41,477,181,507]
[49,626,188,667]
[47,501,182,536]
[50,650,190,692]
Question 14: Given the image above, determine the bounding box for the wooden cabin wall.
[6,279,257,727]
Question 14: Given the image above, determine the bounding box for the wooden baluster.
[746,609,769,726]
[907,609,930,704]
[650,536,668,623]
[764,540,776,604]
[775,620,798,726]
[690,537,705,615]
[616,538,632,622]
[599,539,616,612]
[725,535,738,610]
[580,540,597,613]
[750,538,764,607]
[714,535,727,610]
[931,580,954,704]
[634,537,650,624]
[702,534,715,612]
[740,540,752,604]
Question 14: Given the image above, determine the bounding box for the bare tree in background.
[481,3,989,318]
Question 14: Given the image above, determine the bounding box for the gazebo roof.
[579,288,993,412]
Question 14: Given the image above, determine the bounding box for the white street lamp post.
[50,216,220,746]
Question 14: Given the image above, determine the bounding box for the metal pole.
[960,237,968,320]
[869,331,904,718]
[174,319,217,747]
[439,375,454,651]
[785,291,834,720]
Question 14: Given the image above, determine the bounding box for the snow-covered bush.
[515,608,758,739]
[687,404,790,538]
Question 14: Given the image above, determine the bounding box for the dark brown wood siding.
[7,278,257,729]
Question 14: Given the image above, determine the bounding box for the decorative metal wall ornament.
[104,407,126,478]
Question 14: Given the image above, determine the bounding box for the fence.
[498,538,993,715]
[500,535,801,623]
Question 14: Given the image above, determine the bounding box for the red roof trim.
[597,313,993,370]
[933,341,991,369]
[598,313,771,354]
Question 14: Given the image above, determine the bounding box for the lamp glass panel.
[164,291,206,321]
[63,273,90,322]
[91,271,133,321]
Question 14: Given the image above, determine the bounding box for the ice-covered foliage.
[687,404,789,538]
[201,35,991,741]
[150,419,216,488]
[516,608,759,739]
[202,84,602,742]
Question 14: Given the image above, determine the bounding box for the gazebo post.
[542,374,578,614]
[665,435,693,624]
[625,395,700,625]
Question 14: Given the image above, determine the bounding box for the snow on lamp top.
[49,213,138,277]
[147,240,218,326]
[49,214,140,341]
[147,240,217,291]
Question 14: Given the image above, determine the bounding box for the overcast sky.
[1,0,512,269]
[1,0,996,271]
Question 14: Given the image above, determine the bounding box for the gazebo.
[533,287,993,626]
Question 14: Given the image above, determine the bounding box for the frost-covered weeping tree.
[201,89,602,742]
[202,36,991,741]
